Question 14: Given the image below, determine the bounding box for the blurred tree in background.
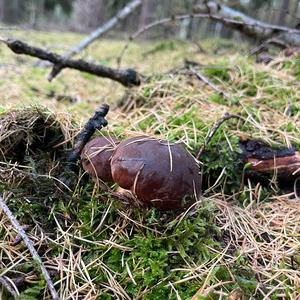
[0,0,299,38]
[0,0,72,27]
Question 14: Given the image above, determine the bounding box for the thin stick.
[247,38,287,56]
[0,276,17,298]
[4,39,141,87]
[190,68,230,99]
[0,195,59,300]
[196,113,241,159]
[294,176,300,199]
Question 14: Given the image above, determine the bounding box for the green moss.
[81,202,221,299]
[203,66,230,82]
[143,40,178,57]
[16,280,46,300]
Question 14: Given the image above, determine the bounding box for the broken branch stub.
[5,39,141,87]
[240,140,300,180]
[67,104,110,172]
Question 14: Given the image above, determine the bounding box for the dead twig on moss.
[3,39,141,87]
[0,195,59,300]
[190,68,230,99]
[196,113,241,159]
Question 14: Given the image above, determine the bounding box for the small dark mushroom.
[81,136,119,182]
[110,137,201,210]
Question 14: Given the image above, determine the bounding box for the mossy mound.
[0,107,72,199]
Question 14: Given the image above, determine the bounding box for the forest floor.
[0,31,300,299]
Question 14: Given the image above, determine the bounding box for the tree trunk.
[277,0,291,25]
[187,0,199,40]
[139,0,156,35]
[292,0,299,27]
[139,0,154,25]
[0,0,4,22]
[4,0,20,23]
[161,0,173,38]
[73,0,106,31]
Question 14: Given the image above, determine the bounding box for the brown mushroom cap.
[110,137,201,210]
[81,136,119,182]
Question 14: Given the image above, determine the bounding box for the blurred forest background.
[0,0,298,40]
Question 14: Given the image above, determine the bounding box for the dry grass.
[215,196,300,299]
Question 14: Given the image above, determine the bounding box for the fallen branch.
[194,1,300,46]
[49,0,142,81]
[240,140,300,179]
[3,39,141,87]
[10,224,31,246]
[246,153,300,177]
[0,195,59,300]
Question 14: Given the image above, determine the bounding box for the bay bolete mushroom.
[81,136,119,182]
[110,137,201,210]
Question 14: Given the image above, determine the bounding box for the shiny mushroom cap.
[110,136,201,210]
[81,136,119,182]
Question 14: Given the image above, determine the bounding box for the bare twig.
[295,177,300,199]
[49,0,142,81]
[248,38,288,57]
[4,39,141,87]
[0,195,59,300]
[0,276,17,298]
[190,68,230,99]
[67,103,110,172]
[196,113,241,159]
